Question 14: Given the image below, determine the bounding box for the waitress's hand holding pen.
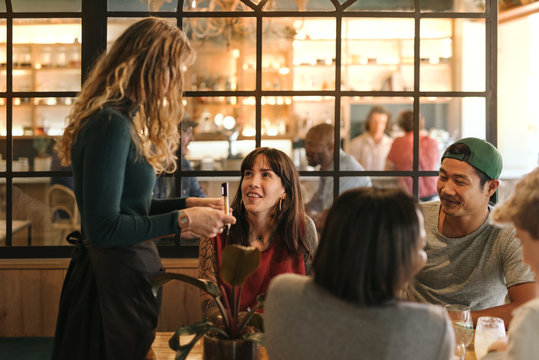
[177,207,236,239]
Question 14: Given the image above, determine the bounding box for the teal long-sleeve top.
[71,104,184,247]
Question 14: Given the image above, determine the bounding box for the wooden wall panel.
[157,267,202,332]
[41,269,65,337]
[0,270,23,337]
[0,258,200,337]
[21,270,43,336]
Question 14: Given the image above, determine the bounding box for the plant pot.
[203,334,261,360]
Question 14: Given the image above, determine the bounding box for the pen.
[221,182,230,235]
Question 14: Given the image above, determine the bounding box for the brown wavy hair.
[228,147,312,260]
[56,17,195,173]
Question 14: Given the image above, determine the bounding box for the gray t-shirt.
[408,201,534,310]
[265,274,454,360]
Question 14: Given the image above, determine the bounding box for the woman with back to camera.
[52,18,235,360]
[265,187,454,360]
[483,167,539,359]
[199,147,317,318]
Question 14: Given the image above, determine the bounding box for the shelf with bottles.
[0,97,73,137]
[0,43,82,92]
[292,35,453,91]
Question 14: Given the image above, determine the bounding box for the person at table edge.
[405,137,536,326]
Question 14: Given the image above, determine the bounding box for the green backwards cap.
[442,137,503,180]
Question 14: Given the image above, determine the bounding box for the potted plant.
[152,244,265,360]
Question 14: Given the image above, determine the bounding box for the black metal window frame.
[0,0,497,258]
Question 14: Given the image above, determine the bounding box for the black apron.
[51,231,164,360]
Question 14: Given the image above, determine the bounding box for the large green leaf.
[152,272,221,298]
[169,320,229,360]
[220,245,261,287]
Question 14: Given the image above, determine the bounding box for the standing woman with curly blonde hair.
[52,18,235,360]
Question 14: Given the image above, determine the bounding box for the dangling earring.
[279,197,283,211]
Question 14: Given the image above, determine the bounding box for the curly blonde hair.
[492,167,539,238]
[56,17,195,174]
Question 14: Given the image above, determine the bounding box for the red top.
[212,234,305,311]
[386,131,440,198]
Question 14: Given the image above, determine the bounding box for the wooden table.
[152,332,269,360]
[153,331,474,360]
[0,219,32,245]
[152,332,201,360]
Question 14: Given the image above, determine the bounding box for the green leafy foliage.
[151,244,264,357]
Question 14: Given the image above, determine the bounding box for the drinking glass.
[474,316,506,359]
[444,304,474,360]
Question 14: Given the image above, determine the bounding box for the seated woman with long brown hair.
[199,147,317,318]
[265,187,454,360]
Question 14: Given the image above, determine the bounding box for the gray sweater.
[265,274,454,360]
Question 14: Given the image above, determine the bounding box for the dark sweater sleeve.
[78,111,181,247]
[150,198,187,214]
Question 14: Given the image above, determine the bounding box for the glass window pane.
[13,0,81,12]
[13,19,81,92]
[261,18,295,91]
[291,18,336,91]
[386,175,413,197]
[387,108,441,173]
[185,96,255,171]
[183,0,253,12]
[303,175,332,214]
[0,20,5,92]
[260,95,293,146]
[346,0,414,11]
[420,96,486,152]
[108,0,178,11]
[108,18,176,49]
[421,18,485,92]
[420,0,485,12]
[0,2,5,12]
[342,18,414,91]
[10,97,74,138]
[264,0,335,11]
[419,176,439,202]
[344,97,413,171]
[370,175,400,189]
[296,98,336,138]
[0,98,5,168]
[184,17,256,91]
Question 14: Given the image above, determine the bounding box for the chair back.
[46,184,80,237]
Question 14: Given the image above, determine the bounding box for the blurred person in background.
[386,110,439,201]
[305,123,371,233]
[153,114,206,200]
[349,105,393,171]
[265,187,454,360]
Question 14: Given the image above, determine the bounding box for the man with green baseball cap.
[406,137,536,326]
[441,137,503,203]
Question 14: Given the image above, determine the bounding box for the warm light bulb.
[223,116,236,130]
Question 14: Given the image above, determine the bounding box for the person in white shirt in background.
[483,167,539,360]
[348,105,393,171]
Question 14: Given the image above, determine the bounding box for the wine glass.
[474,316,506,359]
[444,304,474,360]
